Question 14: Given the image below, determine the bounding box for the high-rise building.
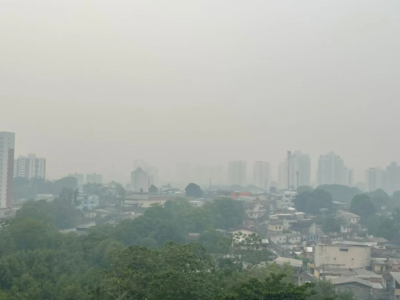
[134,159,158,185]
[131,167,149,193]
[278,151,311,189]
[228,161,246,186]
[382,162,400,195]
[86,173,103,184]
[14,154,46,179]
[0,132,15,209]
[253,161,271,190]
[68,173,85,186]
[317,152,348,186]
[365,168,383,192]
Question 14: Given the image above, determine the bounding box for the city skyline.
[5,134,400,194]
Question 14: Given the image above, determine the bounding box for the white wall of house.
[314,244,371,268]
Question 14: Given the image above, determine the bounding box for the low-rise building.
[330,277,372,300]
[338,210,361,224]
[314,242,371,269]
[77,195,100,211]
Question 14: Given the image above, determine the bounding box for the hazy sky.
[1,0,400,184]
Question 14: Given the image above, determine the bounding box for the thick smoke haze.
[1,0,399,184]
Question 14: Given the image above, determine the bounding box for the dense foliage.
[293,189,334,215]
[317,185,361,204]
[0,195,353,300]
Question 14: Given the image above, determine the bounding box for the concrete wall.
[314,244,371,268]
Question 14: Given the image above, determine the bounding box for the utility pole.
[287,151,291,190]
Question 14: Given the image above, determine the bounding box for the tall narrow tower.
[287,151,291,189]
[0,132,15,209]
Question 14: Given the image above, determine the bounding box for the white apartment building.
[253,161,271,190]
[382,162,400,195]
[365,167,383,192]
[228,161,246,186]
[0,132,15,209]
[317,152,351,186]
[86,173,103,184]
[278,151,311,189]
[14,153,46,179]
[131,167,149,193]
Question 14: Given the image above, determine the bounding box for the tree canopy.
[349,194,375,220]
[293,189,334,215]
[317,185,362,204]
[185,183,204,198]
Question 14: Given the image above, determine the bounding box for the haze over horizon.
[1,0,400,184]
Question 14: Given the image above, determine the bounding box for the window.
[340,248,349,252]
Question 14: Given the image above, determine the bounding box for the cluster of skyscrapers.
[229,151,352,190]
[366,163,400,194]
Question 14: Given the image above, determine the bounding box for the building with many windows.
[131,167,149,193]
[365,167,383,192]
[14,153,46,179]
[0,132,15,210]
[253,161,271,190]
[317,152,352,186]
[228,161,247,186]
[278,151,311,189]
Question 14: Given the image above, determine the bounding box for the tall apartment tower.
[131,167,149,193]
[14,154,46,179]
[0,132,15,209]
[317,152,348,186]
[365,167,383,192]
[253,161,271,190]
[278,151,311,189]
[382,162,400,195]
[228,161,247,186]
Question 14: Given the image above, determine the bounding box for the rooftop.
[329,276,372,288]
[338,210,360,219]
[391,272,400,284]
[274,257,303,268]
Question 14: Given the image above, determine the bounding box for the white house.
[337,210,361,224]
[77,195,100,211]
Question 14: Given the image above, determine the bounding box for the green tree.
[198,229,231,254]
[322,216,341,234]
[350,194,375,220]
[54,177,78,195]
[204,198,244,230]
[92,243,217,300]
[149,184,158,194]
[185,183,204,198]
[317,184,362,204]
[365,214,388,236]
[369,189,390,211]
[7,218,56,251]
[376,219,399,240]
[216,274,315,300]
[392,190,400,207]
[293,189,333,215]
[177,207,212,233]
